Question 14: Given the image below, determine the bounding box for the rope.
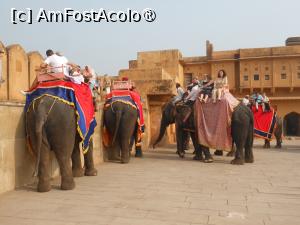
[47,98,57,116]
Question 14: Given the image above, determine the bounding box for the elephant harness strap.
[47,98,57,116]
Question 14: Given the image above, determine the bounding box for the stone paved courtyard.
[0,140,300,225]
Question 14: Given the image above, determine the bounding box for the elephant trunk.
[153,119,169,149]
[112,110,122,145]
[153,102,175,149]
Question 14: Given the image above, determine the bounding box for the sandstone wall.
[0,42,8,101]
[7,45,29,102]
[28,51,44,86]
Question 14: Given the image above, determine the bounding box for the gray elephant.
[103,101,143,163]
[263,116,283,148]
[153,100,254,165]
[26,95,97,192]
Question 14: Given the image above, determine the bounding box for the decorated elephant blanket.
[252,105,276,140]
[194,98,234,151]
[25,80,97,153]
[105,90,145,132]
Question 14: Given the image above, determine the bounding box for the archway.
[283,112,300,136]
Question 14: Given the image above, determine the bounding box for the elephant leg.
[231,142,245,165]
[84,140,97,176]
[175,124,185,158]
[226,144,236,157]
[71,138,84,177]
[191,133,203,161]
[201,145,213,163]
[275,135,282,148]
[264,139,271,148]
[37,143,51,192]
[244,131,254,163]
[119,114,136,164]
[120,138,130,164]
[54,150,75,190]
[134,128,143,158]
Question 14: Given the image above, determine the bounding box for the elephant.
[153,100,254,165]
[103,101,143,163]
[263,116,283,148]
[26,95,97,192]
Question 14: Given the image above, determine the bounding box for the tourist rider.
[173,83,185,105]
[184,78,200,106]
[251,92,264,111]
[262,92,270,112]
[199,74,214,103]
[212,69,228,103]
[242,95,250,107]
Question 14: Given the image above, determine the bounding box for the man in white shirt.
[185,81,200,106]
[43,49,69,76]
[242,95,250,107]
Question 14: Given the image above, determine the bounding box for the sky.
[0,0,299,75]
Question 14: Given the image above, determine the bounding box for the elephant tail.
[32,107,47,177]
[112,110,122,145]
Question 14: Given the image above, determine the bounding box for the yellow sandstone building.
[119,37,300,144]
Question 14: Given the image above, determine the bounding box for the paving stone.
[0,140,299,225]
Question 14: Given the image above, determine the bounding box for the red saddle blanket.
[105,90,145,132]
[194,98,233,151]
[252,105,276,140]
[25,80,96,152]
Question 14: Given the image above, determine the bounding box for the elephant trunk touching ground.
[153,102,175,149]
[26,95,97,192]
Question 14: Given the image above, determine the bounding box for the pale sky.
[0,0,299,75]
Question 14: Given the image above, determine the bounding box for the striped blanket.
[25,80,97,153]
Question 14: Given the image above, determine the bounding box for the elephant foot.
[231,158,244,165]
[37,180,51,192]
[193,155,203,161]
[72,168,85,177]
[214,150,223,156]
[178,151,185,158]
[275,144,282,149]
[203,158,213,163]
[121,157,130,164]
[245,157,254,163]
[85,168,98,176]
[135,148,143,158]
[61,177,75,190]
[226,150,235,157]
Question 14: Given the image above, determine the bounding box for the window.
[255,67,258,71]
[282,66,286,70]
[244,75,248,81]
[184,73,193,86]
[254,74,260,81]
[281,73,287,79]
[265,75,270,80]
[297,72,300,79]
[265,67,269,71]
[244,68,248,72]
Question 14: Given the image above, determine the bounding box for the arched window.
[283,112,300,136]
